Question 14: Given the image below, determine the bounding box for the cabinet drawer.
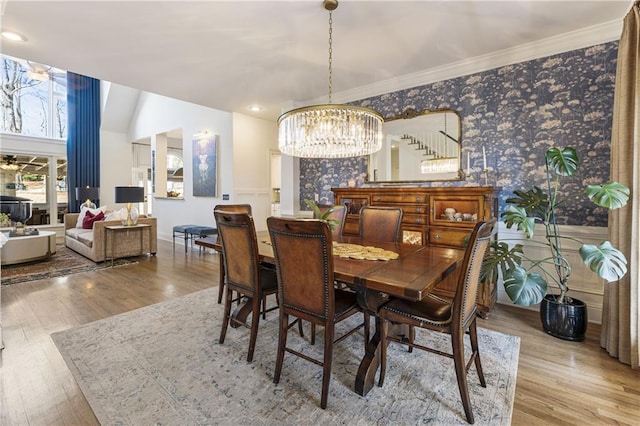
[429,227,470,247]
[372,194,427,204]
[402,213,428,225]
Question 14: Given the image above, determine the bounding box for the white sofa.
[64,213,157,262]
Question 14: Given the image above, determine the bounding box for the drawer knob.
[416,218,422,223]
[434,233,441,239]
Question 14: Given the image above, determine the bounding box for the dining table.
[196,230,464,397]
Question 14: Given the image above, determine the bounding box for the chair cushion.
[173,224,198,233]
[380,294,452,327]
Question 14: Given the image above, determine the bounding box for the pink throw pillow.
[82,210,105,229]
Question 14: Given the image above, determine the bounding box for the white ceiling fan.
[24,60,65,83]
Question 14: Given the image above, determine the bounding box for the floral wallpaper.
[300,41,618,227]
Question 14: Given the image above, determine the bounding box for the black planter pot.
[540,294,587,342]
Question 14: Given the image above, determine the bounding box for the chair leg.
[408,325,415,353]
[217,254,225,304]
[262,294,267,319]
[469,320,486,387]
[219,286,233,344]
[377,318,389,387]
[320,322,335,409]
[311,323,316,345]
[297,318,304,338]
[451,328,474,424]
[274,313,289,384]
[247,296,261,362]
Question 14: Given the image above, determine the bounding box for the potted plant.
[0,212,11,227]
[482,147,630,341]
[304,199,344,232]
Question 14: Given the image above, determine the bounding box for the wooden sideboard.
[332,186,500,317]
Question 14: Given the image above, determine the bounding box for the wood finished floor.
[1,240,639,425]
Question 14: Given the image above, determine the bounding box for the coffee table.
[1,230,57,266]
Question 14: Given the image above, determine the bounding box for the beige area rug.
[51,288,520,425]
[1,245,138,285]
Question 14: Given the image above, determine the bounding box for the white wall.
[100,130,134,207]
[124,94,279,241]
[231,113,278,231]
[127,92,234,242]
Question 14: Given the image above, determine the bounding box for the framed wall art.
[192,133,217,197]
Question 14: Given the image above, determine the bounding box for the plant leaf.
[585,182,630,209]
[304,198,322,218]
[546,147,578,177]
[505,187,548,219]
[503,266,548,306]
[481,242,524,283]
[579,241,628,282]
[501,206,536,238]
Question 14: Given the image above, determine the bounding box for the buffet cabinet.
[332,186,500,317]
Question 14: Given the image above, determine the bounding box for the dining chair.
[358,206,403,243]
[314,204,346,240]
[377,218,496,424]
[267,217,369,409]
[214,210,278,362]
[213,204,253,304]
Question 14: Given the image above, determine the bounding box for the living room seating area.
[64,211,157,263]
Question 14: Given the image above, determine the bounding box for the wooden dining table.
[196,230,464,396]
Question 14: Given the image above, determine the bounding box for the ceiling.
[0,1,631,121]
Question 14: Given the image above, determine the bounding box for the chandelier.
[278,0,383,159]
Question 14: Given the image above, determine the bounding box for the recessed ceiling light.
[248,105,263,112]
[1,31,27,42]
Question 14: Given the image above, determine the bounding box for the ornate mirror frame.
[367,108,463,183]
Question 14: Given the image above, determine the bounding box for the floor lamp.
[114,186,144,226]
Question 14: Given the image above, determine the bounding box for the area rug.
[51,288,520,425]
[1,245,137,285]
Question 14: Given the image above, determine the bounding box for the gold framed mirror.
[367,108,463,183]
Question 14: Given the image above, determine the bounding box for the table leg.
[352,287,411,396]
[230,297,253,329]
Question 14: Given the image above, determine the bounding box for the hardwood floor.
[1,240,639,425]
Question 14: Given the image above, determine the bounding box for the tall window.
[1,55,68,225]
[1,54,67,139]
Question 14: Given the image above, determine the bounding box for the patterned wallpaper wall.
[300,41,618,227]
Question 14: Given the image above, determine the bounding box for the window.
[1,55,67,139]
[1,55,69,224]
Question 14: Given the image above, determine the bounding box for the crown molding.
[318,19,623,105]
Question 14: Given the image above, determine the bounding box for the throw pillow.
[82,210,105,229]
[76,205,107,228]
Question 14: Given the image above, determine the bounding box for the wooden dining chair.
[377,218,496,424]
[215,211,278,362]
[267,217,369,409]
[314,204,346,240]
[213,204,253,304]
[358,206,403,243]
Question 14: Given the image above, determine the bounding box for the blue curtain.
[67,72,100,212]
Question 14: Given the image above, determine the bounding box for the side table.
[104,224,151,267]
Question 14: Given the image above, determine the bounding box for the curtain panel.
[602,1,640,369]
[66,72,101,213]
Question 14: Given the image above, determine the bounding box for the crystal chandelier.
[278,0,383,159]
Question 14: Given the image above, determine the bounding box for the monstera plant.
[482,147,629,340]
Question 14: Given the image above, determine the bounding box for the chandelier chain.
[328,10,333,104]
